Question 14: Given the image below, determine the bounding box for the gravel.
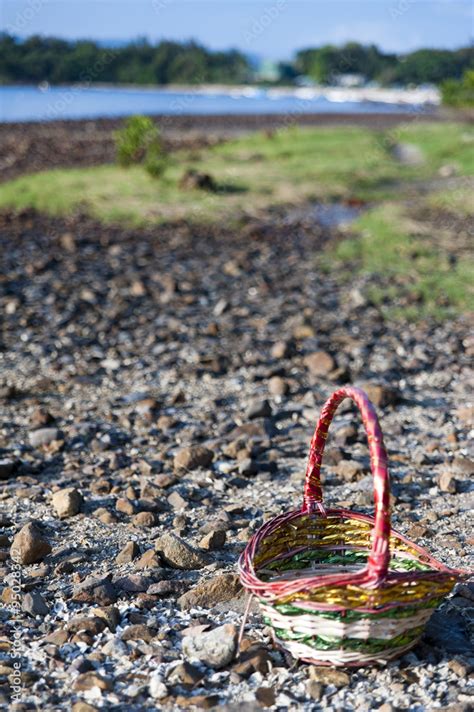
[0,208,472,710]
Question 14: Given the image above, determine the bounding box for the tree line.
[1,34,472,87]
[295,43,473,85]
[0,35,251,85]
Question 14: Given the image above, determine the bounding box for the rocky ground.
[0,207,473,711]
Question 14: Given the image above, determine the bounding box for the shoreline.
[2,82,440,105]
[0,109,444,131]
[1,83,441,124]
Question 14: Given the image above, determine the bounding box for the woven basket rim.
[238,507,469,595]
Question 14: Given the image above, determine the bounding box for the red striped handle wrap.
[303,386,391,582]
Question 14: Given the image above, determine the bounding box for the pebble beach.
[0,189,472,710]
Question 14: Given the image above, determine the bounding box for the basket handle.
[302,386,391,582]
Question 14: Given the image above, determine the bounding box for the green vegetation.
[426,183,474,215]
[1,123,472,226]
[0,165,198,226]
[385,47,473,86]
[295,43,473,85]
[333,200,474,319]
[441,70,474,107]
[296,43,396,84]
[1,33,472,86]
[0,34,251,85]
[1,121,472,318]
[115,115,167,177]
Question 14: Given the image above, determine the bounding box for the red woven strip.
[302,386,391,583]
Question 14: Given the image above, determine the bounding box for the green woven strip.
[269,624,425,653]
[263,549,432,574]
[268,597,441,619]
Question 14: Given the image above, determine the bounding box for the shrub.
[144,141,168,178]
[115,115,167,177]
[441,70,474,108]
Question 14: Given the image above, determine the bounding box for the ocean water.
[0,85,431,123]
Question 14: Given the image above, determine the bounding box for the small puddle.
[286,201,363,229]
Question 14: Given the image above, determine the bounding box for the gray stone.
[307,680,323,700]
[102,638,128,657]
[149,673,168,700]
[52,487,83,518]
[309,666,350,686]
[178,573,242,610]
[121,623,154,642]
[268,376,289,396]
[336,459,365,482]
[304,351,335,376]
[360,382,401,408]
[391,142,424,165]
[173,446,213,472]
[255,687,276,707]
[73,672,112,691]
[66,616,106,636]
[167,661,204,685]
[167,491,187,510]
[245,400,272,420]
[22,591,49,617]
[155,532,209,570]
[132,511,156,527]
[114,574,154,592]
[72,575,118,605]
[182,623,237,669]
[271,340,293,359]
[452,456,474,474]
[458,581,474,602]
[438,472,458,494]
[10,522,52,565]
[29,428,61,447]
[199,530,226,551]
[115,541,140,564]
[147,580,185,597]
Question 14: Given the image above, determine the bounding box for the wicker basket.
[238,386,469,666]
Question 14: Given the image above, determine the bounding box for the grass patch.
[425,182,474,216]
[1,122,473,225]
[394,122,474,175]
[333,202,474,319]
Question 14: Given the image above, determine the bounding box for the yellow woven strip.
[274,576,457,608]
[254,516,421,568]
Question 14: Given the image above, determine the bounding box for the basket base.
[271,632,421,667]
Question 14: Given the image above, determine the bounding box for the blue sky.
[2,1,473,59]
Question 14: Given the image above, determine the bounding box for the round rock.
[52,487,83,518]
[182,623,237,669]
[173,445,213,472]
